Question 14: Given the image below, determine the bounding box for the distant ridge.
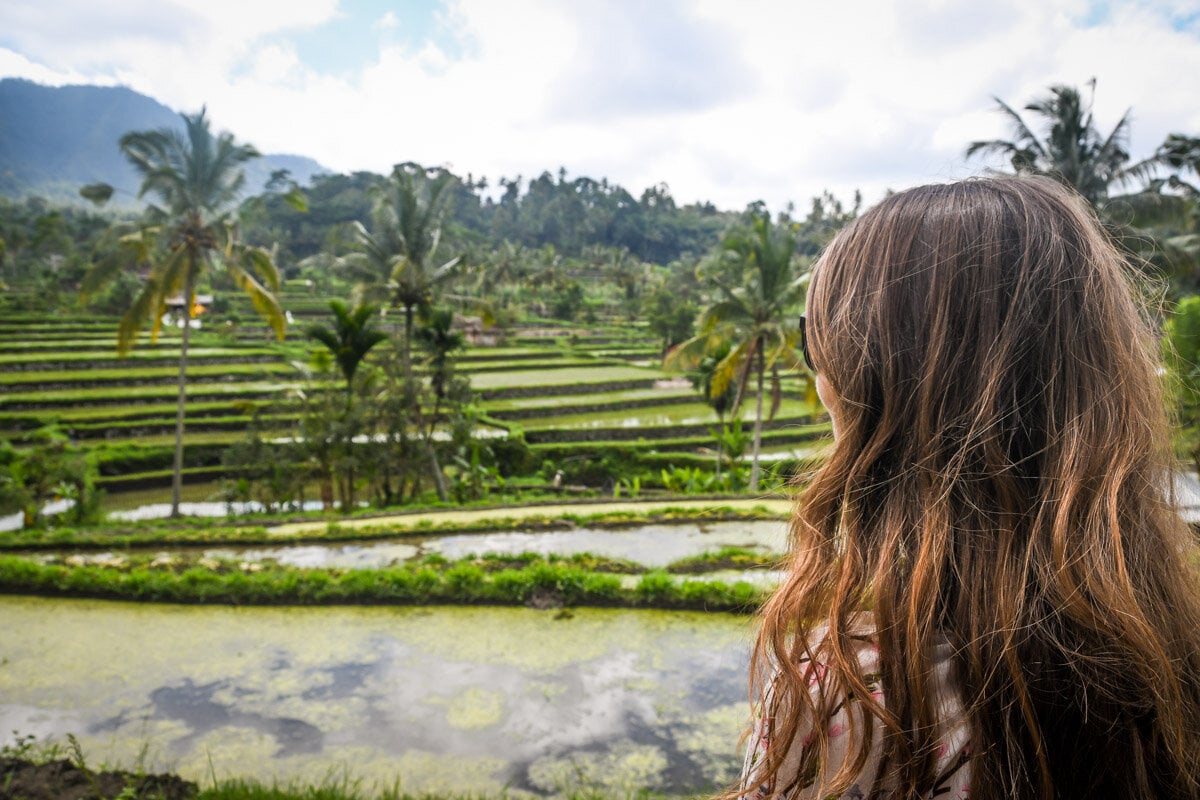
[0,78,328,205]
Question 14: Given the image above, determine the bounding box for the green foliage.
[83,109,287,352]
[667,546,779,574]
[78,109,291,518]
[1166,295,1200,468]
[489,431,535,477]
[549,279,585,321]
[219,416,307,514]
[666,212,810,490]
[612,476,640,499]
[339,162,466,375]
[642,280,697,353]
[414,307,466,400]
[0,425,101,527]
[0,551,765,612]
[445,446,501,504]
[660,465,712,495]
[305,300,388,394]
[966,81,1200,286]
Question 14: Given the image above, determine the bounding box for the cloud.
[546,0,752,119]
[0,0,1197,212]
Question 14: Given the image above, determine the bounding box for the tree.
[965,82,1197,279]
[1157,136,1200,268]
[82,109,286,517]
[342,162,463,375]
[306,300,388,399]
[1166,295,1200,472]
[0,427,98,528]
[666,213,808,490]
[965,82,1152,207]
[689,342,736,481]
[304,300,388,509]
[412,308,468,501]
[644,281,698,354]
[414,308,466,402]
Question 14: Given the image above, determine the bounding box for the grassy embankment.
[0,550,769,611]
[0,500,789,610]
[2,734,686,800]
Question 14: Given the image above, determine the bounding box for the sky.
[1,0,1199,212]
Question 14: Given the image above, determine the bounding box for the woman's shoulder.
[746,618,972,798]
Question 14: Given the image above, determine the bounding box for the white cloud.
[0,0,1197,212]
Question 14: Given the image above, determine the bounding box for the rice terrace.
[1,32,1200,800]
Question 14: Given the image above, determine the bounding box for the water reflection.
[30,521,789,573]
[0,598,752,795]
[203,520,787,570]
[425,521,787,567]
[109,500,328,522]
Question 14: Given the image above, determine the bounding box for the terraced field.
[0,292,831,496]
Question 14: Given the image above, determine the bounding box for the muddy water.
[0,597,753,796]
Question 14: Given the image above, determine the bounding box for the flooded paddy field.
[30,519,790,574]
[0,597,753,796]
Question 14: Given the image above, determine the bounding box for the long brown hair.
[746,176,1200,799]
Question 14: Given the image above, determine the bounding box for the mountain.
[0,78,328,204]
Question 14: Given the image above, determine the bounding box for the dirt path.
[268,497,793,537]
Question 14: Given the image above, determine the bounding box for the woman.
[739,176,1200,799]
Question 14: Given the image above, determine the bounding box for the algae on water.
[0,597,750,795]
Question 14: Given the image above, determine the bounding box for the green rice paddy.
[0,299,830,493]
[523,399,818,430]
[469,364,664,389]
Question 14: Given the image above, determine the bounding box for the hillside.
[0,78,327,204]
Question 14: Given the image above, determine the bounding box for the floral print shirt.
[740,626,972,799]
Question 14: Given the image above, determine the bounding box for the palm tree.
[966,83,1153,207]
[304,300,387,510]
[412,308,466,502]
[414,308,466,402]
[341,162,463,375]
[1160,135,1200,194]
[966,82,1200,281]
[305,300,388,400]
[690,342,736,482]
[666,214,808,490]
[81,109,285,517]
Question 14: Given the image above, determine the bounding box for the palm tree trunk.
[170,270,195,518]
[715,413,724,483]
[344,392,355,512]
[425,398,448,502]
[750,346,765,492]
[403,303,414,378]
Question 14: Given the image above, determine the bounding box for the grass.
[666,546,782,573]
[1,741,683,800]
[468,365,663,389]
[0,347,284,365]
[0,552,766,611]
[0,501,790,550]
[89,429,267,449]
[523,399,818,431]
[0,362,296,386]
[483,386,696,412]
[0,381,301,407]
[527,422,831,453]
[0,399,268,426]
